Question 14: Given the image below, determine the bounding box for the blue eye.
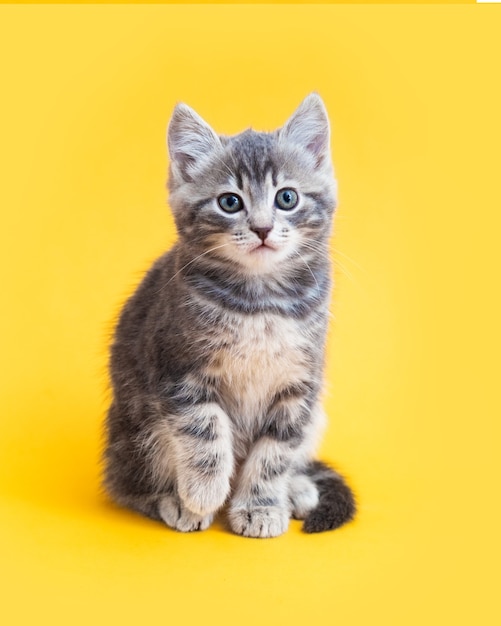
[218,193,243,213]
[275,188,298,210]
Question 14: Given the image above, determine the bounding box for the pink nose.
[251,226,272,242]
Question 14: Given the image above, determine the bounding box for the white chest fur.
[207,313,310,423]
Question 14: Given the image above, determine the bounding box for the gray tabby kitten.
[104,94,356,538]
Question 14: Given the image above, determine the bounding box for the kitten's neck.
[174,245,331,319]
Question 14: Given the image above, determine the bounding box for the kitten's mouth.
[250,242,277,253]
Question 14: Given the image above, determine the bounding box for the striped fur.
[104,94,356,537]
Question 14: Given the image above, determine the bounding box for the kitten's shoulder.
[116,246,179,329]
[132,247,178,297]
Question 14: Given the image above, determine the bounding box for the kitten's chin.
[249,242,278,255]
[238,243,289,274]
[215,240,290,274]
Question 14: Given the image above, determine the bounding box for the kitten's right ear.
[168,104,222,182]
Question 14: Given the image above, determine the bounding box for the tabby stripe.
[177,417,218,441]
[302,191,334,213]
[187,198,212,224]
[170,384,218,407]
[250,496,279,508]
[191,454,221,476]
[261,411,311,446]
[272,381,317,404]
[260,461,289,481]
[187,273,327,319]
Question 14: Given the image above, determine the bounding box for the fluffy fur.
[103,94,356,537]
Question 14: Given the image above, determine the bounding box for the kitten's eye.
[218,193,243,214]
[275,188,298,211]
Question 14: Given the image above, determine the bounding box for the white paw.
[289,474,319,520]
[178,474,231,517]
[229,506,290,538]
[158,495,214,532]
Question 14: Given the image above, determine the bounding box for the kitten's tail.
[302,461,357,533]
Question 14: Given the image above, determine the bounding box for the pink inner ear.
[172,149,197,173]
[307,132,328,163]
[280,95,330,166]
[168,103,222,173]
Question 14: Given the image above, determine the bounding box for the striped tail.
[303,461,357,533]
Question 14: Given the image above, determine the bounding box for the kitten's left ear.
[279,93,331,167]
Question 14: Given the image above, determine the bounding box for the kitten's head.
[167,94,337,275]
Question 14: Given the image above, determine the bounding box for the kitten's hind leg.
[289,472,319,520]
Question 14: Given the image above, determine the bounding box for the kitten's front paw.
[158,495,214,532]
[179,475,231,517]
[228,506,290,538]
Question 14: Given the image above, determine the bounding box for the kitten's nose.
[251,226,272,242]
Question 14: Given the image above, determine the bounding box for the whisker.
[298,239,329,257]
[279,150,298,173]
[293,249,321,299]
[299,237,364,293]
[154,243,232,294]
[332,247,368,275]
[211,152,236,180]
[205,166,235,179]
[332,257,357,284]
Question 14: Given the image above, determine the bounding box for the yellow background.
[1,4,500,625]
[0,0,477,5]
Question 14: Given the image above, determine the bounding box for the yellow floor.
[1,4,500,625]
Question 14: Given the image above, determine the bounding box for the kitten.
[103,94,356,538]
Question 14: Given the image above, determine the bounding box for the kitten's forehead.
[225,130,279,189]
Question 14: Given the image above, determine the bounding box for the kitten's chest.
[207,313,310,418]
